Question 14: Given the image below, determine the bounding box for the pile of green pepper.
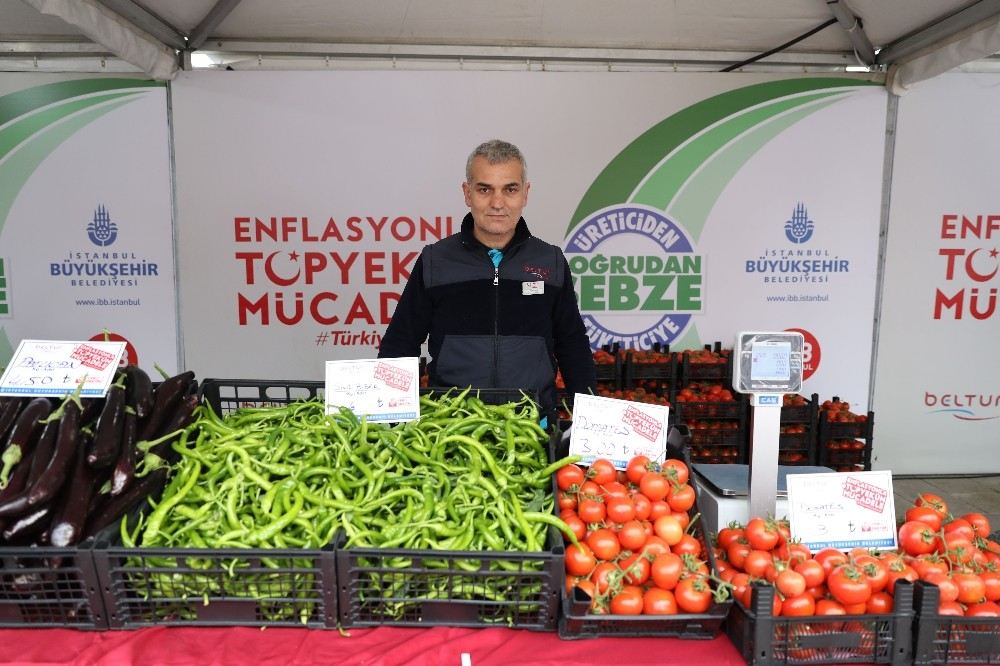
[119,388,577,624]
[128,388,573,552]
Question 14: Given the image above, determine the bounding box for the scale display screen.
[733,331,803,394]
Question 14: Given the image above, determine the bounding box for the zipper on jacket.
[487,249,503,387]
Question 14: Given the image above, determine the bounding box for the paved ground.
[892,474,1000,537]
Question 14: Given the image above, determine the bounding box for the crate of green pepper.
[334,386,569,630]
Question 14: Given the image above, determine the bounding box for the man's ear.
[462,181,472,207]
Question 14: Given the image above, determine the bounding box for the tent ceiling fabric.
[1,0,999,87]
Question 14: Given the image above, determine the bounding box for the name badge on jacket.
[522,281,545,295]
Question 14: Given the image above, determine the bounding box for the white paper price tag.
[0,339,127,397]
[787,471,897,552]
[569,393,669,470]
[324,357,420,423]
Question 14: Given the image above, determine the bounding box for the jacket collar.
[460,212,531,252]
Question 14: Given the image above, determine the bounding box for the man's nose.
[490,191,505,209]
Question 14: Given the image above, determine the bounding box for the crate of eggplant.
[0,366,196,629]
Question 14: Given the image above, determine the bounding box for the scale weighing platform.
[693,463,833,537]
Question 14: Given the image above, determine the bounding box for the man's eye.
[505,187,518,194]
[478,187,489,194]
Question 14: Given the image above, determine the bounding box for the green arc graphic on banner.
[567,78,876,234]
[0,79,160,236]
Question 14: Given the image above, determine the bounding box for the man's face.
[462,156,530,248]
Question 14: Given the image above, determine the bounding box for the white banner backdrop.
[173,70,885,407]
[0,74,179,375]
[873,73,1000,474]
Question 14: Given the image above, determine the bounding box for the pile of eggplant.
[0,367,197,549]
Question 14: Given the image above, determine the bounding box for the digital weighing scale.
[691,331,813,534]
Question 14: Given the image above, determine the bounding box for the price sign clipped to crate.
[324,357,420,423]
[786,470,898,552]
[568,393,669,469]
[0,339,126,397]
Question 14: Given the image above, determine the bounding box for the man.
[378,139,596,418]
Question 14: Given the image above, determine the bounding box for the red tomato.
[953,571,987,605]
[938,600,965,616]
[647,499,671,521]
[666,484,696,513]
[672,533,702,557]
[586,528,621,561]
[943,518,976,543]
[577,498,606,524]
[794,559,826,589]
[924,571,959,603]
[744,517,781,551]
[587,458,617,485]
[643,587,678,615]
[557,491,577,512]
[827,565,873,606]
[727,540,752,570]
[965,601,1000,617]
[564,543,596,577]
[661,459,689,485]
[556,464,585,491]
[856,556,889,593]
[898,520,940,557]
[609,585,645,615]
[775,568,807,598]
[562,513,587,542]
[638,473,670,502]
[716,523,745,550]
[961,512,992,538]
[781,592,816,617]
[865,591,894,614]
[605,497,636,524]
[617,520,648,551]
[649,552,684,590]
[815,598,847,615]
[653,515,684,546]
[625,455,652,484]
[915,492,949,519]
[632,494,652,521]
[620,552,651,585]
[981,571,1000,602]
[590,562,618,594]
[743,550,775,579]
[814,548,849,577]
[904,505,943,531]
[675,577,713,613]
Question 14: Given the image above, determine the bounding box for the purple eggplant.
[26,397,81,507]
[87,378,126,469]
[0,397,52,487]
[123,365,153,419]
[110,409,138,496]
[48,439,97,547]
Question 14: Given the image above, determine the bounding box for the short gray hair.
[465,139,527,182]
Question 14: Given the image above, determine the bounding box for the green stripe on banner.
[630,90,847,213]
[0,97,140,235]
[567,78,876,233]
[0,78,161,128]
[0,91,144,160]
[664,96,845,239]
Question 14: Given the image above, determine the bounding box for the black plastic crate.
[726,582,914,666]
[200,379,540,416]
[623,348,676,391]
[781,393,819,424]
[679,343,733,384]
[674,396,746,421]
[0,545,106,629]
[912,580,1000,664]
[92,542,337,628]
[336,526,563,630]
[777,431,817,466]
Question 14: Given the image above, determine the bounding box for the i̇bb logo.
[785,327,820,380]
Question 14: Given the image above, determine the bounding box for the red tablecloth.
[0,626,748,665]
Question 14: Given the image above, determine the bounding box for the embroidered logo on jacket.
[523,264,551,281]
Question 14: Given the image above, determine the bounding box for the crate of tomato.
[673,383,748,465]
[678,343,732,385]
[900,491,1000,665]
[554,429,733,639]
[817,398,874,471]
[718,515,915,665]
[778,393,818,466]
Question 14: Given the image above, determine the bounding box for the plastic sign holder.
[732,331,804,519]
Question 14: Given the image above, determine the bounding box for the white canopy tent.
[2,0,1000,92]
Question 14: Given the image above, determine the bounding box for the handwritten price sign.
[787,471,897,552]
[0,339,127,397]
[569,393,669,470]
[324,357,419,422]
